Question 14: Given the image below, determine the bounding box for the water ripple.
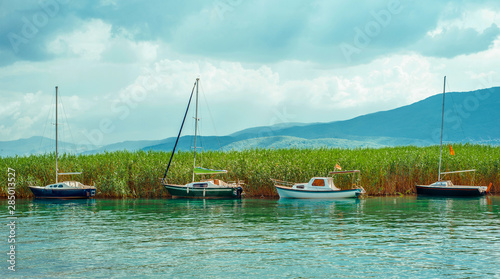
[1,196,499,278]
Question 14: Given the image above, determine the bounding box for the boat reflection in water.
[31,198,97,207]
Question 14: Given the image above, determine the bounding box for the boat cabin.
[46,183,67,189]
[44,182,75,189]
[430,181,454,187]
[292,177,340,191]
[190,179,233,188]
[42,181,90,189]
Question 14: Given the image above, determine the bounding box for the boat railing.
[440,169,476,175]
[328,170,361,175]
[439,169,476,185]
[271,178,295,187]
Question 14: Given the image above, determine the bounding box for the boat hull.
[415,185,487,197]
[164,184,243,199]
[275,185,362,199]
[29,186,96,199]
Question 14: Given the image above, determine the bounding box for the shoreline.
[1,194,499,200]
[2,145,498,198]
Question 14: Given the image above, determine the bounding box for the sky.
[1,0,500,151]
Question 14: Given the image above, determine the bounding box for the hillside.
[0,136,79,157]
[2,86,499,156]
[140,86,500,152]
[248,87,500,144]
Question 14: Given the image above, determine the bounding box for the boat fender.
[486,182,493,193]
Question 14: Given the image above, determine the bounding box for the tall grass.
[1,144,498,198]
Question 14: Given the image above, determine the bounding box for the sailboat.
[29,86,97,199]
[161,78,244,198]
[415,77,492,197]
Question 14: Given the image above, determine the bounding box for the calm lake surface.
[2,196,499,278]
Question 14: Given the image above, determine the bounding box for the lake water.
[2,196,499,278]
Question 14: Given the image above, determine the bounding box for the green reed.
[1,144,498,198]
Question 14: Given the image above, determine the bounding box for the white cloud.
[3,43,500,144]
[438,6,500,32]
[0,90,50,140]
[48,19,111,60]
[47,19,159,63]
[2,0,500,146]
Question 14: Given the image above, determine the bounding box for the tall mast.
[438,76,446,181]
[161,81,197,183]
[55,86,58,183]
[192,78,199,182]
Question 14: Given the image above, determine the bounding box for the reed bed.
[1,144,498,198]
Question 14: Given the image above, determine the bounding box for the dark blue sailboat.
[415,77,491,197]
[29,86,96,199]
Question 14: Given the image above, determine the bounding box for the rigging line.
[39,91,55,152]
[188,90,200,166]
[162,81,197,183]
[59,92,77,154]
[198,113,203,167]
[199,80,223,151]
[446,79,467,142]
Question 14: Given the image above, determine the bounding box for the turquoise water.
[2,197,499,278]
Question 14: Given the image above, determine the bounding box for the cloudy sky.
[1,0,500,149]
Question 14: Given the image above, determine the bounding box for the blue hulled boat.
[29,181,96,199]
[29,86,96,199]
[415,77,492,197]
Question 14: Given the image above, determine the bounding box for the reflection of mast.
[192,78,199,182]
[437,76,446,181]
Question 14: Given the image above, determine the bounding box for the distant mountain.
[221,136,385,150]
[225,87,500,146]
[2,86,499,157]
[80,139,165,154]
[229,122,312,138]
[0,136,78,157]
[143,136,237,152]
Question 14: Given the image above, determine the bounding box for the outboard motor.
[236,187,244,198]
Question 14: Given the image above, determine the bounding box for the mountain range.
[2,86,499,157]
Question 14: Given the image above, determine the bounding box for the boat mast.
[55,86,58,183]
[437,76,446,181]
[192,78,199,182]
[161,80,197,183]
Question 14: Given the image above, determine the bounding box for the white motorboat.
[273,170,365,199]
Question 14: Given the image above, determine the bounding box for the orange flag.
[335,163,342,170]
[449,144,455,156]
